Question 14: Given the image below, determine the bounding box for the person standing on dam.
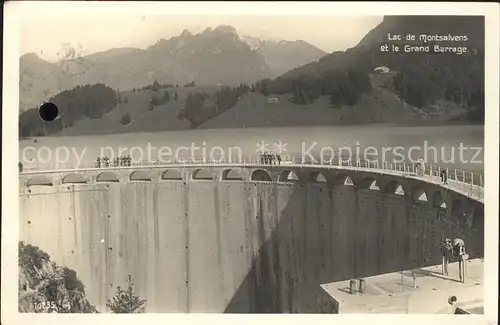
[441,169,448,184]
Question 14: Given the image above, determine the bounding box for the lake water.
[19,125,484,174]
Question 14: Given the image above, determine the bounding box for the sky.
[19,14,383,61]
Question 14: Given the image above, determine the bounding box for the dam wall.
[19,167,484,313]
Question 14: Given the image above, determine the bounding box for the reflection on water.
[19,125,484,173]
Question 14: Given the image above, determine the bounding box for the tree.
[19,83,118,138]
[120,113,132,125]
[152,80,161,92]
[106,275,146,313]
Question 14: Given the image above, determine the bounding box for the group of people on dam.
[95,156,133,168]
[415,158,448,184]
[260,151,282,165]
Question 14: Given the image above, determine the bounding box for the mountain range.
[19,25,327,112]
[19,16,484,138]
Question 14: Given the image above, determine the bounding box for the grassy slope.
[56,80,461,136]
[198,87,429,129]
[57,86,217,136]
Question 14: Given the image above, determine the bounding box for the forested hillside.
[19,84,118,137]
[253,69,372,107]
[179,84,251,127]
[282,16,485,121]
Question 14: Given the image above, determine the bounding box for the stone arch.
[432,191,446,208]
[471,205,484,231]
[358,177,380,190]
[221,169,242,181]
[451,199,467,224]
[278,170,300,182]
[384,180,405,195]
[96,172,120,183]
[251,169,272,182]
[130,171,152,181]
[61,174,86,184]
[413,188,428,203]
[192,169,213,180]
[310,172,328,183]
[26,176,53,187]
[162,170,183,180]
[333,174,354,186]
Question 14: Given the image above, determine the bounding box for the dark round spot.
[27,221,31,225]
[39,102,59,121]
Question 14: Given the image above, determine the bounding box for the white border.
[2,2,499,325]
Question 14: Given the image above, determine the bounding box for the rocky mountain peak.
[213,25,237,35]
[180,29,192,37]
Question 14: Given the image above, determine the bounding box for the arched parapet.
[221,169,243,181]
[61,173,88,185]
[383,179,406,196]
[412,186,430,205]
[450,198,471,227]
[431,190,447,209]
[309,171,330,184]
[25,176,54,187]
[161,169,184,181]
[332,173,355,186]
[191,168,215,181]
[129,170,153,182]
[278,170,301,183]
[95,171,121,183]
[357,176,381,191]
[250,169,273,182]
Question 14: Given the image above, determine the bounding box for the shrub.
[106,274,146,313]
[120,113,132,125]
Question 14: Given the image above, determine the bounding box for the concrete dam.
[18,164,485,313]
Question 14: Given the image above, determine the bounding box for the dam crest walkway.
[20,158,484,203]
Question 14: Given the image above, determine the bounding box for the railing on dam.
[20,155,484,201]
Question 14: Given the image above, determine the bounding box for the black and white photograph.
[2,1,498,321]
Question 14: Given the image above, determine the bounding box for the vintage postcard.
[2,2,499,325]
